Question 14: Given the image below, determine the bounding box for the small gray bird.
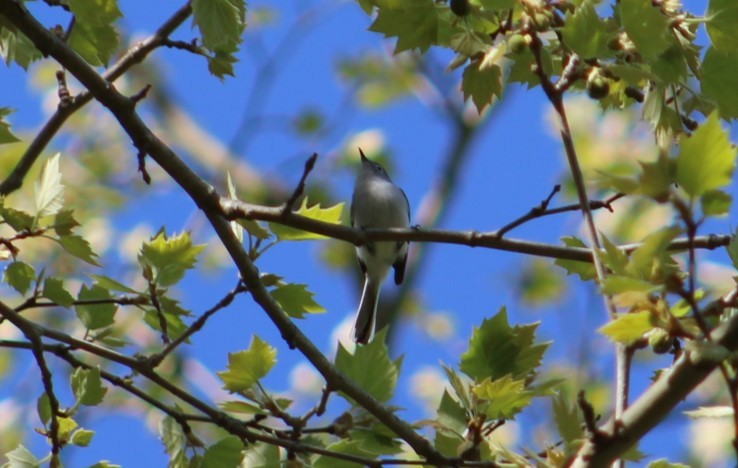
[351,149,410,344]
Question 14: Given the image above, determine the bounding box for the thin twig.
[282,152,318,217]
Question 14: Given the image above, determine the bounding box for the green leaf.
[0,206,35,231]
[369,2,439,53]
[68,0,122,66]
[701,190,732,217]
[75,284,117,330]
[472,375,533,419]
[599,311,654,344]
[627,226,681,279]
[637,152,674,199]
[89,274,138,294]
[53,209,80,236]
[562,1,611,59]
[701,47,738,119]
[269,283,325,319]
[34,153,64,219]
[335,329,400,403]
[707,0,738,52]
[619,0,672,60]
[600,234,628,276]
[552,393,583,445]
[43,277,75,307]
[192,0,246,53]
[4,445,40,467]
[554,237,597,281]
[159,415,188,468]
[57,417,78,444]
[676,112,736,197]
[0,26,43,70]
[227,172,244,243]
[201,436,245,468]
[601,276,659,295]
[5,261,35,295]
[441,363,472,412]
[242,443,281,467]
[143,309,189,341]
[461,58,502,113]
[269,198,345,241]
[71,367,108,406]
[207,50,239,79]
[71,429,95,447]
[437,389,467,436]
[217,335,277,392]
[59,235,101,266]
[219,400,264,415]
[139,231,205,286]
[0,107,20,144]
[460,307,549,382]
[37,393,51,426]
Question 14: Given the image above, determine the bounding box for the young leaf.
[554,237,597,281]
[71,367,108,406]
[75,284,117,330]
[552,393,583,445]
[201,436,245,468]
[369,2,439,53]
[57,417,78,444]
[43,277,75,307]
[701,190,732,217]
[241,443,281,467]
[192,0,246,53]
[270,283,325,318]
[472,375,534,419]
[34,153,64,219]
[67,0,123,66]
[706,0,738,53]
[0,26,43,70]
[0,206,35,231]
[71,429,95,447]
[460,307,549,382]
[0,107,20,144]
[676,112,737,197]
[59,235,101,266]
[217,335,277,392]
[599,311,654,344]
[159,415,188,468]
[89,274,138,294]
[269,198,344,241]
[5,261,35,295]
[226,172,244,243]
[335,329,400,403]
[619,0,672,60]
[462,58,502,113]
[219,400,263,415]
[701,47,738,119]
[53,209,80,236]
[37,392,51,426]
[562,1,611,59]
[143,309,188,341]
[4,445,40,467]
[436,389,467,436]
[139,231,205,286]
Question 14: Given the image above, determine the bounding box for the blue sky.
[1,0,736,466]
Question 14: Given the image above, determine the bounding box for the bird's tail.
[353,278,381,344]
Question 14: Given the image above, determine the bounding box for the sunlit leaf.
[34,153,64,219]
[599,311,654,344]
[201,436,245,468]
[5,261,35,295]
[217,335,277,392]
[460,307,549,382]
[269,198,344,241]
[335,329,400,403]
[75,284,116,330]
[676,112,736,197]
[270,283,325,318]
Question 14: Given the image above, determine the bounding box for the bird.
[350,148,410,344]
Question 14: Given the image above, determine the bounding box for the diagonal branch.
[0,3,448,463]
[0,0,193,195]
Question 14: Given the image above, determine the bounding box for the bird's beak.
[359,148,368,162]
